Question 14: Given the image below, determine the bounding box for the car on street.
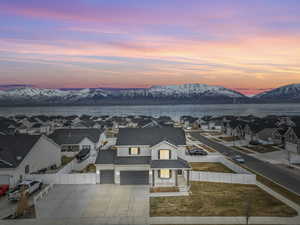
[8,179,42,201]
[76,148,91,162]
[188,149,208,156]
[233,155,245,163]
[0,184,9,197]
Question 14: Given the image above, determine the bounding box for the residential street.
[190,132,300,195]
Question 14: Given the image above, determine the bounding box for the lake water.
[0,104,300,120]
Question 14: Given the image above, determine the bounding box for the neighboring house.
[0,135,61,186]
[284,127,300,163]
[95,127,191,187]
[257,128,278,144]
[49,128,105,157]
[180,116,199,129]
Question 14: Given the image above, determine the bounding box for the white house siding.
[151,142,177,160]
[117,146,150,157]
[1,136,61,186]
[286,142,299,154]
[285,142,300,163]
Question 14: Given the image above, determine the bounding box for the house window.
[159,150,170,160]
[129,147,140,155]
[25,165,30,174]
[82,145,91,150]
[159,169,171,179]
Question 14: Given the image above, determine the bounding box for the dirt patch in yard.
[219,136,240,142]
[190,162,235,173]
[150,182,297,217]
[232,146,254,154]
[199,144,216,152]
[246,145,279,153]
[150,187,179,193]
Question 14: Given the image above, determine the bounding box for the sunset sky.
[0,0,300,95]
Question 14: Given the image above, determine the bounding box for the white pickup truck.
[8,179,43,201]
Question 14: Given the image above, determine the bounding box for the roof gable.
[0,134,41,168]
[116,127,186,146]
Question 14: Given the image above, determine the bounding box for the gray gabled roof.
[116,127,186,146]
[150,158,190,169]
[95,149,116,164]
[95,149,151,165]
[0,134,41,168]
[49,128,103,145]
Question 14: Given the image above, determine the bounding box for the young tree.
[244,195,252,225]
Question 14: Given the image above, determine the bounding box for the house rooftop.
[116,127,186,146]
[49,128,103,145]
[0,134,41,168]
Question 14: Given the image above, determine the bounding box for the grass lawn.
[247,145,279,153]
[232,146,254,154]
[61,155,74,166]
[79,163,96,173]
[199,144,216,152]
[150,182,297,217]
[190,162,235,173]
[219,136,240,142]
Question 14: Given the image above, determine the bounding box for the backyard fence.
[186,171,256,185]
[25,173,97,185]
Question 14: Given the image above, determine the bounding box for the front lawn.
[246,145,279,153]
[232,146,253,154]
[150,182,297,217]
[61,155,74,166]
[190,162,235,173]
[219,136,240,142]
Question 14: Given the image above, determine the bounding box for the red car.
[0,184,9,196]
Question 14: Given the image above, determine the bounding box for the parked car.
[233,155,245,163]
[249,140,260,145]
[0,184,9,197]
[188,149,208,156]
[76,148,91,162]
[8,179,42,201]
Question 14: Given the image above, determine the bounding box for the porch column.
[175,170,178,186]
[187,170,190,186]
[152,170,155,187]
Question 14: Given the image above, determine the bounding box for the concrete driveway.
[36,184,149,224]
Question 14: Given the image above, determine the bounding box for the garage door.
[100,170,114,184]
[0,175,10,185]
[120,171,149,185]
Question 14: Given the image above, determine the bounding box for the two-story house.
[95,127,191,187]
[284,127,300,163]
[0,134,61,186]
[49,128,105,157]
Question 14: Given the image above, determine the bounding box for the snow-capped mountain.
[0,84,247,105]
[117,84,245,98]
[0,87,107,103]
[254,84,300,99]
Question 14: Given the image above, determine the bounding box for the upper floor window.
[25,165,30,174]
[159,150,170,160]
[129,147,140,155]
[82,145,91,150]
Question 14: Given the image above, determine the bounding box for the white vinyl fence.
[25,173,97,185]
[187,171,256,185]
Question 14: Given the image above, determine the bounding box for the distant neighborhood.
[0,113,300,223]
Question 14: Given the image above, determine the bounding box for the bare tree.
[244,195,252,225]
[15,186,29,218]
